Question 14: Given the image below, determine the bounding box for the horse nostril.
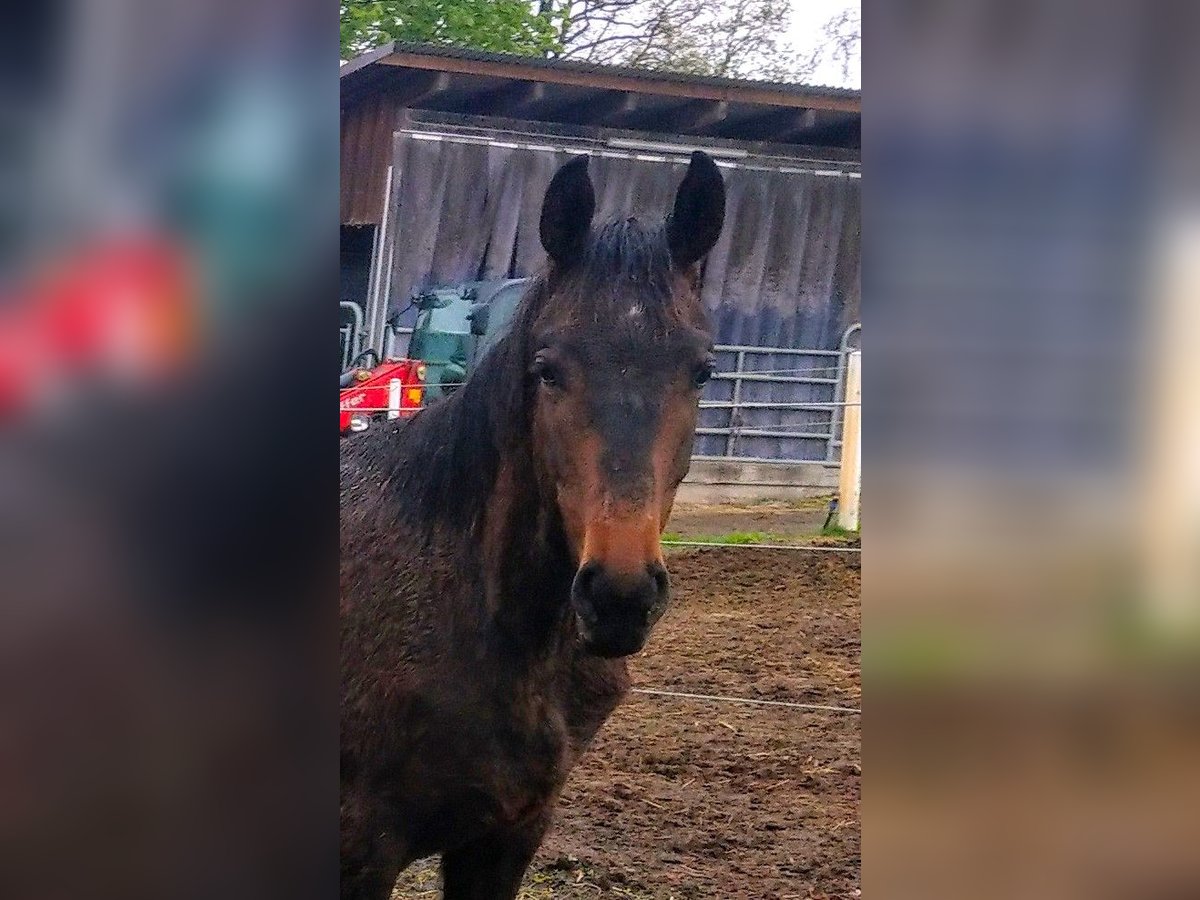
[576,561,600,587]
[648,563,669,597]
[573,561,602,604]
[575,561,665,610]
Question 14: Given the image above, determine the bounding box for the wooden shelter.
[340,44,861,462]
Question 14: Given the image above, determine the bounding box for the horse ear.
[667,151,725,269]
[540,155,595,267]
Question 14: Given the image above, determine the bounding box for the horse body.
[341,434,627,894]
[341,152,725,899]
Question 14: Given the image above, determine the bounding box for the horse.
[340,150,726,899]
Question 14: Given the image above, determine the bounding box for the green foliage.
[340,1,565,61]
[710,530,770,545]
[820,524,860,540]
[661,522,857,548]
[661,531,772,545]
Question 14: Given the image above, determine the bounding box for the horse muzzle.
[570,560,670,657]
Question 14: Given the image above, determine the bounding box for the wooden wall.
[381,131,860,351]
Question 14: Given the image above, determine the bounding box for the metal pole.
[381,238,395,358]
[827,323,861,464]
[366,163,395,355]
[339,301,364,369]
[724,350,745,457]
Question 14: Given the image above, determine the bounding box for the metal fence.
[340,301,367,370]
[695,324,861,466]
[340,311,860,466]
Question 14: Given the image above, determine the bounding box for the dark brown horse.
[340,151,725,899]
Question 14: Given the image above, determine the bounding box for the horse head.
[528,151,725,657]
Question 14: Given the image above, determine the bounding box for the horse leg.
[439,814,551,900]
[340,794,408,900]
[340,858,402,900]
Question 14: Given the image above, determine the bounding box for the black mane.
[574,218,675,312]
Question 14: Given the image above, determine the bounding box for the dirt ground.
[665,498,834,542]
[392,531,860,899]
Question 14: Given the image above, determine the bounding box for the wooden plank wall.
[340,97,400,225]
[382,136,861,351]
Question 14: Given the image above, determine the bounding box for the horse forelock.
[553,218,681,330]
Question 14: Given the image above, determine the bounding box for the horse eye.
[693,363,715,389]
[532,359,560,387]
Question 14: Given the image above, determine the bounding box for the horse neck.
[421,334,577,658]
[477,442,577,659]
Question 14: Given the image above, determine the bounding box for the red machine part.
[0,236,195,419]
[339,359,425,433]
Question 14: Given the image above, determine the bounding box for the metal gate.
[356,321,862,466]
[340,300,366,370]
[695,324,860,465]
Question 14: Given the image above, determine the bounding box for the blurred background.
[1,1,337,898]
[866,0,1200,897]
[3,0,1199,898]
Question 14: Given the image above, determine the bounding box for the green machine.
[403,278,528,400]
[406,288,473,401]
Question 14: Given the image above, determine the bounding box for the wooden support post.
[837,350,862,531]
[1140,217,1200,627]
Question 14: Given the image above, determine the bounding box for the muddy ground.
[394,506,860,899]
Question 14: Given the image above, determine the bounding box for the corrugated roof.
[341,41,859,105]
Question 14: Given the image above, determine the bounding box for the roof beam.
[547,90,641,126]
[478,80,549,117]
[339,41,398,78]
[626,99,729,134]
[377,50,859,113]
[782,113,860,147]
[716,107,818,141]
[383,70,453,107]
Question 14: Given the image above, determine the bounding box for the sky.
[786,0,860,88]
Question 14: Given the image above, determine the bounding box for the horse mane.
[384,295,536,537]
[374,217,679,538]
[573,218,675,313]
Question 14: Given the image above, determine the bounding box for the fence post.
[837,350,861,531]
[1140,216,1200,628]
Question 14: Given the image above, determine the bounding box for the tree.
[545,0,859,84]
[791,7,860,84]
[547,0,794,78]
[340,1,564,60]
[340,1,861,87]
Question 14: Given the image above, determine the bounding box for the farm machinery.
[339,278,527,435]
[1,235,196,421]
[338,352,426,434]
